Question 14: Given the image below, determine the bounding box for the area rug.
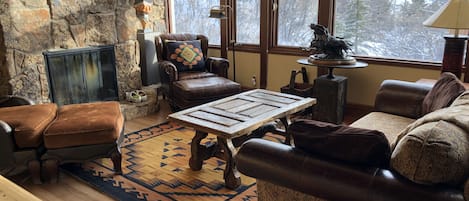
[62,121,283,201]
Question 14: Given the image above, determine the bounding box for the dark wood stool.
[313,75,347,124]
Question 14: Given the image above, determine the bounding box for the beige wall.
[334,63,439,106]
[210,49,442,107]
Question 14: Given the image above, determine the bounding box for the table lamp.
[423,0,469,79]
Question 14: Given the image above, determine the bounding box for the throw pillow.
[421,72,466,115]
[451,90,469,107]
[290,119,391,168]
[165,40,205,72]
[391,120,469,186]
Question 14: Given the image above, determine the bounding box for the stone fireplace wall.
[0,0,166,103]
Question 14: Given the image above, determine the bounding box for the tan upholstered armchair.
[155,33,241,110]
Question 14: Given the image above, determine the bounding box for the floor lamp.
[209,5,237,82]
[423,0,469,79]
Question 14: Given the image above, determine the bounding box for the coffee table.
[168,89,316,189]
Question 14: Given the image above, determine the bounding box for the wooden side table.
[297,59,368,124]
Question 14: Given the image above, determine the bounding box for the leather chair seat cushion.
[43,101,124,149]
[290,119,391,168]
[178,71,216,80]
[172,77,241,100]
[0,103,57,148]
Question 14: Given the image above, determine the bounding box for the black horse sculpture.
[307,24,353,60]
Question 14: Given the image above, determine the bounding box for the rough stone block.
[85,14,117,45]
[5,8,51,51]
[116,7,139,42]
[52,20,77,48]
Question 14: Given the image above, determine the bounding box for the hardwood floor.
[7,99,366,201]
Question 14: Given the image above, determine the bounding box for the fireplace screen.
[43,46,119,106]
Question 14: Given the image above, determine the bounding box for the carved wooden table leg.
[189,131,209,171]
[279,116,292,145]
[218,137,241,189]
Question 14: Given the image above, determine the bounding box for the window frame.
[167,0,444,70]
[267,0,441,69]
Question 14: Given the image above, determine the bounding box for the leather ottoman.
[172,76,241,109]
[41,101,124,183]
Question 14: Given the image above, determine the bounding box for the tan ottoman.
[41,101,124,183]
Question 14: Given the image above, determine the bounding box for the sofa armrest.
[206,57,229,78]
[236,138,464,201]
[0,95,35,107]
[0,120,15,171]
[374,80,432,119]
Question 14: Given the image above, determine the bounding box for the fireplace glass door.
[43,46,118,106]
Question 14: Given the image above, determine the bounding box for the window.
[334,0,448,62]
[277,0,319,47]
[168,0,449,63]
[170,0,221,45]
[236,0,261,45]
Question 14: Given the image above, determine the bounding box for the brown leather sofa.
[156,33,241,110]
[236,80,465,201]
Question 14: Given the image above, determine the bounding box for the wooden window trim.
[267,0,441,71]
[210,44,442,70]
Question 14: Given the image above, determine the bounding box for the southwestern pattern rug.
[62,121,283,201]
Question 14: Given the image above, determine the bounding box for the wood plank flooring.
[7,99,366,201]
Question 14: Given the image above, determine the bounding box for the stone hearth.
[0,0,167,119]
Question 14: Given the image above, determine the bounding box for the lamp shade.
[423,0,469,29]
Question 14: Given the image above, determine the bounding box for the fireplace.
[43,46,119,106]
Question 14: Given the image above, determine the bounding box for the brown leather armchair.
[0,96,57,184]
[155,33,241,110]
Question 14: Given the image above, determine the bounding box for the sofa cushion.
[421,72,466,115]
[451,90,469,107]
[391,97,469,186]
[350,111,415,146]
[43,101,124,149]
[391,120,469,186]
[166,40,205,72]
[0,103,57,148]
[290,119,391,168]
